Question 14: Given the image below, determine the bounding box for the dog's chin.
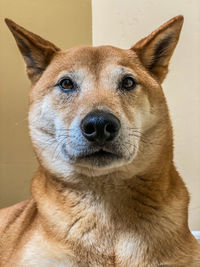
[73,151,125,177]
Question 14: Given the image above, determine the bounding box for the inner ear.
[149,33,174,70]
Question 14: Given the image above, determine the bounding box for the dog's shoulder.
[0,199,37,266]
[0,200,30,232]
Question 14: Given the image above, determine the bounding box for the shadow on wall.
[0,0,92,209]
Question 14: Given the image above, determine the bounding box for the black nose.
[81,110,121,144]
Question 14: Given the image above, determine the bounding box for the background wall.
[0,0,92,208]
[92,0,200,230]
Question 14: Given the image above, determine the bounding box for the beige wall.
[0,0,92,208]
[92,0,200,230]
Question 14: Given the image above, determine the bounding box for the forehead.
[53,45,138,75]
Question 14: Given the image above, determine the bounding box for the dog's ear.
[5,19,60,84]
[131,15,183,83]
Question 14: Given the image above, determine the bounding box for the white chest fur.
[20,230,157,267]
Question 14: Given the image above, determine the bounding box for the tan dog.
[0,15,200,267]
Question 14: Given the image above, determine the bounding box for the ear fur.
[132,15,184,83]
[5,19,60,84]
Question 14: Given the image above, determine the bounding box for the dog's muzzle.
[81,110,121,145]
[66,110,125,168]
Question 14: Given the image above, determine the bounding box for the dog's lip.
[78,149,118,159]
[63,145,123,164]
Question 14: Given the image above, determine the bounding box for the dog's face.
[29,46,160,174]
[5,16,183,177]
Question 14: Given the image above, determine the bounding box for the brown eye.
[121,76,137,91]
[59,78,74,91]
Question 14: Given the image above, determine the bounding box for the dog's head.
[5,16,183,177]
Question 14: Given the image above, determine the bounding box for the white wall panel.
[92,0,200,230]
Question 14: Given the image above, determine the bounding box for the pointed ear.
[132,15,184,83]
[5,19,60,84]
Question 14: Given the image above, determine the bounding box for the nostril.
[105,123,118,134]
[83,123,96,135]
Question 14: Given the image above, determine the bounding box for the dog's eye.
[121,77,137,91]
[59,78,74,92]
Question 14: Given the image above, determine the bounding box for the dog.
[0,15,200,267]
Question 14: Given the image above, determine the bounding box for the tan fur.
[1,16,200,266]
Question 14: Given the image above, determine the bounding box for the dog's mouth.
[74,148,122,167]
[80,149,117,159]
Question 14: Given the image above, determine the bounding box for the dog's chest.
[20,229,146,267]
[20,196,156,266]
